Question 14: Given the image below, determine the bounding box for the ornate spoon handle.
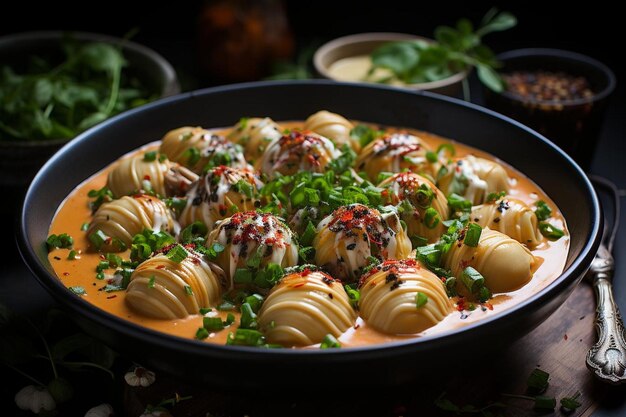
[586,273,626,384]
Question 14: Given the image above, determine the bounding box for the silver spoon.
[586,175,626,384]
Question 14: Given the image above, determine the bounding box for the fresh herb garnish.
[463,223,482,247]
[87,186,113,212]
[0,39,156,142]
[239,303,258,330]
[415,292,428,308]
[535,200,552,221]
[538,222,565,240]
[68,286,86,296]
[320,334,341,349]
[368,8,517,92]
[46,233,74,251]
[143,151,157,162]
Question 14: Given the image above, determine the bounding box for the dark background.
[1,1,622,86]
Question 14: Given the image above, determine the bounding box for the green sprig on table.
[0,38,155,142]
[369,8,517,92]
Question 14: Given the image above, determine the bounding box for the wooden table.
[124,282,626,417]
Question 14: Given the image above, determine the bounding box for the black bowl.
[18,81,601,386]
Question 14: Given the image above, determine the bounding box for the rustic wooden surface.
[124,282,626,417]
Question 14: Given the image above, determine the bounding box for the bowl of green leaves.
[314,9,516,98]
[0,31,180,187]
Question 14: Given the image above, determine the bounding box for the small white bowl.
[313,32,468,97]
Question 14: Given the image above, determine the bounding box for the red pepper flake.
[107,295,117,299]
[300,268,311,277]
[564,334,568,341]
[156,265,165,270]
[143,175,151,180]
[456,298,466,311]
[354,323,360,330]
[62,272,70,276]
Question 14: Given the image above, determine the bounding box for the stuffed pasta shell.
[356,133,434,182]
[303,110,358,152]
[444,228,537,294]
[313,204,412,282]
[227,117,283,163]
[126,246,226,319]
[378,172,448,243]
[257,130,340,177]
[205,211,298,287]
[471,198,542,248]
[438,156,510,205]
[179,166,263,230]
[107,153,171,197]
[159,127,249,174]
[359,259,452,334]
[88,195,175,251]
[258,269,357,346]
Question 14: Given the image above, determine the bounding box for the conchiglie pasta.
[179,166,264,230]
[471,198,542,247]
[227,117,283,163]
[107,153,171,197]
[313,204,412,283]
[88,195,175,251]
[258,270,357,346]
[303,110,358,152]
[205,211,298,287]
[359,259,452,334]
[438,156,510,205]
[356,133,434,182]
[126,249,226,319]
[378,172,448,243]
[444,228,537,294]
[257,130,340,177]
[159,127,250,174]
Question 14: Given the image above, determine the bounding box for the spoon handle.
[586,273,626,384]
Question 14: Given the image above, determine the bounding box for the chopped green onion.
[95,272,105,280]
[461,266,484,293]
[87,186,113,211]
[253,263,284,289]
[195,327,209,340]
[166,245,188,263]
[203,317,225,331]
[88,230,108,250]
[80,222,90,231]
[486,191,506,202]
[240,303,258,329]
[538,222,564,240]
[183,147,201,166]
[424,207,440,229]
[143,151,157,162]
[478,286,491,303]
[436,143,456,157]
[105,253,122,268]
[184,285,193,296]
[527,368,550,393]
[46,233,74,251]
[350,124,379,149]
[96,261,110,272]
[416,184,435,208]
[180,221,209,244]
[445,277,457,297]
[416,245,442,267]
[148,275,156,289]
[300,221,317,247]
[165,197,187,215]
[199,307,212,315]
[245,294,264,313]
[535,200,552,221]
[464,223,482,247]
[534,396,556,410]
[233,179,254,198]
[234,268,253,284]
[225,313,235,325]
[68,286,86,296]
[159,154,168,162]
[447,193,472,213]
[226,329,266,347]
[425,151,438,163]
[217,300,236,311]
[320,334,341,349]
[344,284,360,309]
[67,250,78,260]
[560,393,581,411]
[415,292,428,308]
[376,172,394,183]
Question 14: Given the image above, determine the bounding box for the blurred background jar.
[197,0,294,83]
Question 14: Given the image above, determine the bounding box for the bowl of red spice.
[483,48,616,169]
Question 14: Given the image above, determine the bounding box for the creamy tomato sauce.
[48,122,569,348]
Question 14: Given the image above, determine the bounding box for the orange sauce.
[47,122,569,348]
